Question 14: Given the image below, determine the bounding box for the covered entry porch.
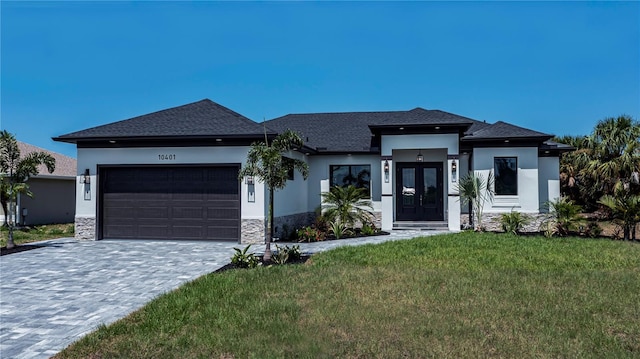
[378,133,461,232]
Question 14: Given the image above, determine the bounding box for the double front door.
[396,162,444,221]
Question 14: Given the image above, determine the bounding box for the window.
[282,157,295,181]
[494,157,517,195]
[330,165,371,197]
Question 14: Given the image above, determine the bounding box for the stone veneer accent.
[461,212,546,232]
[273,212,315,241]
[372,211,382,229]
[241,219,265,244]
[75,216,96,240]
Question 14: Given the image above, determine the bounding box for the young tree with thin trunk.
[0,131,55,248]
[239,129,309,261]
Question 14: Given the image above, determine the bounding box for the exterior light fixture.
[451,159,457,183]
[246,176,255,202]
[416,150,424,162]
[384,160,390,183]
[81,169,91,184]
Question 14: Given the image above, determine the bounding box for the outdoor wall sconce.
[416,150,424,162]
[246,176,255,202]
[81,169,91,184]
[384,160,389,183]
[451,160,457,183]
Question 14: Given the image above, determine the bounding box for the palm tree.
[0,131,55,248]
[555,115,640,210]
[321,185,373,228]
[456,172,495,231]
[599,190,640,241]
[238,129,309,261]
[584,115,640,196]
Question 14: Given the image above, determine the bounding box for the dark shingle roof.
[462,121,552,141]
[54,99,272,143]
[266,108,475,152]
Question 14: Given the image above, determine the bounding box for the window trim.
[329,164,372,198]
[494,156,518,196]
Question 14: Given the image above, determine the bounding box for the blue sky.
[2,1,638,158]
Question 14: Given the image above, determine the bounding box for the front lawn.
[0,223,74,247]
[56,233,640,358]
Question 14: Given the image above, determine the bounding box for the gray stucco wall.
[19,178,76,225]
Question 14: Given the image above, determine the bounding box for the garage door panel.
[138,207,170,219]
[208,227,240,240]
[137,225,171,238]
[172,207,204,219]
[101,166,240,241]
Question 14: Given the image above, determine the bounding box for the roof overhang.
[52,133,278,147]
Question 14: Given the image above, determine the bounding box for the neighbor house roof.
[18,142,77,178]
[266,108,477,153]
[54,99,273,143]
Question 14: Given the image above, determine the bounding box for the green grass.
[0,223,74,247]
[56,232,640,358]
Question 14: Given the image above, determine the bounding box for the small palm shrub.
[231,245,261,268]
[321,185,373,229]
[500,211,530,235]
[540,198,585,237]
[272,244,303,265]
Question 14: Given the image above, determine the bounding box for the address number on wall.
[158,154,176,161]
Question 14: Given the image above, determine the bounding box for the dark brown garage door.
[100,166,240,241]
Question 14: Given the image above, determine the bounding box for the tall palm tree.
[555,115,640,209]
[239,129,309,260]
[0,131,55,248]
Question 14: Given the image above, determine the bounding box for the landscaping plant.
[540,197,585,237]
[499,210,530,235]
[230,245,260,268]
[0,130,56,249]
[456,172,495,231]
[238,129,309,260]
[321,185,373,229]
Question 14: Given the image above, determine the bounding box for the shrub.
[297,226,325,242]
[273,244,302,265]
[231,245,260,268]
[582,222,603,238]
[500,211,530,235]
[540,198,585,237]
[361,222,377,236]
[330,221,348,239]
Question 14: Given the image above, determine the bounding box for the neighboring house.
[53,99,571,243]
[0,142,77,226]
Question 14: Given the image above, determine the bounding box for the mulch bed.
[1,244,45,256]
[216,254,312,273]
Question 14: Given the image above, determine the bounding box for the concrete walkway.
[0,229,447,358]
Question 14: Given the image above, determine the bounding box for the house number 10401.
[158,154,176,160]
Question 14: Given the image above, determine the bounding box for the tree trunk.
[6,199,15,249]
[264,187,274,261]
[1,196,8,227]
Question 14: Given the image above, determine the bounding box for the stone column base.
[241,219,265,244]
[75,216,96,240]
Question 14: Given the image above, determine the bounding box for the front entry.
[396,162,444,221]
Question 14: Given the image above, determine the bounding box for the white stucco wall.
[538,156,560,212]
[75,146,264,220]
[273,150,310,217]
[473,147,540,213]
[381,133,459,156]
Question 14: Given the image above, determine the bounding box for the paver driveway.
[0,230,446,358]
